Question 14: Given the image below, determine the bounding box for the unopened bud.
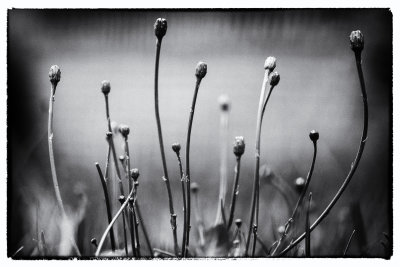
[154,18,167,40]
[119,155,125,163]
[235,219,242,228]
[172,142,181,153]
[118,195,125,204]
[106,131,113,140]
[119,124,130,138]
[349,30,364,52]
[190,182,199,193]
[130,168,140,181]
[309,130,319,142]
[90,238,98,247]
[233,136,245,157]
[49,65,61,89]
[195,61,207,79]
[101,80,111,95]
[269,71,280,86]
[218,94,230,112]
[264,56,276,72]
[295,177,306,194]
[277,225,285,235]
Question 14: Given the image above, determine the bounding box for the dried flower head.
[309,130,319,142]
[154,18,167,40]
[235,218,242,228]
[349,30,364,52]
[101,80,111,95]
[195,61,207,79]
[269,71,280,86]
[295,177,306,194]
[130,168,140,181]
[118,195,125,205]
[49,65,61,87]
[218,94,230,112]
[119,124,130,138]
[233,136,245,157]
[264,56,277,72]
[172,142,181,153]
[190,182,199,193]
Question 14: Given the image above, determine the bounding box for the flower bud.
[235,218,242,228]
[49,65,61,86]
[309,130,319,142]
[218,94,230,112]
[130,168,140,181]
[233,136,245,157]
[269,71,280,86]
[118,195,125,205]
[119,155,125,165]
[349,30,364,52]
[101,80,111,95]
[105,131,113,140]
[90,238,98,247]
[119,124,130,138]
[195,61,207,79]
[190,182,199,193]
[172,142,181,153]
[277,225,285,235]
[264,56,276,72]
[154,18,167,40]
[295,177,305,194]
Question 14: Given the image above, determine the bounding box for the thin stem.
[95,187,135,256]
[277,50,368,257]
[136,201,154,256]
[48,83,81,256]
[133,181,141,257]
[192,188,205,247]
[305,192,312,257]
[245,71,274,255]
[174,151,187,256]
[154,38,179,257]
[228,156,242,229]
[343,229,356,256]
[184,77,203,257]
[121,208,128,256]
[95,162,116,252]
[12,246,24,258]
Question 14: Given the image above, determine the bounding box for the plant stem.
[95,187,135,256]
[277,49,368,257]
[184,76,203,257]
[136,201,153,256]
[133,181,141,257]
[305,192,312,257]
[154,38,179,256]
[48,83,81,256]
[245,71,274,256]
[343,229,356,256]
[228,156,242,229]
[95,162,116,252]
[174,150,187,256]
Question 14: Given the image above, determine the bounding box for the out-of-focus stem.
[136,201,153,256]
[305,193,312,257]
[228,156,242,229]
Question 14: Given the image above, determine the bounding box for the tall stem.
[184,77,202,257]
[154,38,179,256]
[174,151,187,256]
[277,50,368,257]
[227,156,242,229]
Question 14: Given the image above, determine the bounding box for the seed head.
[130,168,140,181]
[190,182,199,193]
[264,56,276,72]
[118,195,125,205]
[172,142,181,153]
[101,80,111,95]
[269,71,280,86]
[295,177,306,194]
[49,65,61,88]
[309,130,319,142]
[349,30,364,52]
[235,218,242,228]
[154,18,167,40]
[119,124,130,138]
[218,94,230,112]
[195,61,207,79]
[233,136,245,157]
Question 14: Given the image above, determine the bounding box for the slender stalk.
[118,196,129,256]
[277,36,368,257]
[343,229,356,256]
[12,246,24,258]
[184,65,207,256]
[154,33,179,257]
[136,201,153,256]
[95,187,135,256]
[191,183,205,247]
[133,181,141,257]
[228,156,242,229]
[95,162,116,252]
[305,192,312,257]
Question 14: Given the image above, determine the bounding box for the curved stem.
[228,156,241,229]
[95,162,116,252]
[184,77,202,257]
[95,187,135,256]
[154,38,179,256]
[277,50,368,257]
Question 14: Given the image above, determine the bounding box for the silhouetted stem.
[278,50,368,257]
[136,201,153,256]
[305,193,312,257]
[95,162,116,252]
[228,156,242,229]
[343,229,356,256]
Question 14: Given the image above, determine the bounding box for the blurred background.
[8,9,392,257]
